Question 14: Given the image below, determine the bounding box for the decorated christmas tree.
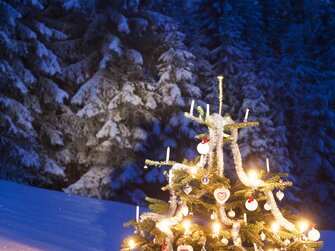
[122,76,323,251]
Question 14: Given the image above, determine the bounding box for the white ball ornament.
[197,138,210,155]
[227,209,236,218]
[308,228,320,241]
[245,197,258,211]
[264,202,271,211]
[260,231,266,241]
[210,212,217,220]
[284,239,291,246]
[276,191,285,201]
[221,237,229,245]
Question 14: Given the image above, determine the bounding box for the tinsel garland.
[230,128,295,232]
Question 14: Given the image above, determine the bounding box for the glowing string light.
[271,222,280,233]
[213,222,221,234]
[129,239,135,249]
[299,221,309,233]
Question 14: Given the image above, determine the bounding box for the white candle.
[266,158,270,173]
[136,205,139,222]
[190,100,195,116]
[200,155,204,164]
[244,108,250,122]
[244,213,247,223]
[166,147,170,163]
[206,104,210,117]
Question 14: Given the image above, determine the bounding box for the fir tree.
[122,77,323,251]
[0,0,66,184]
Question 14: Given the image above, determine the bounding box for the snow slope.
[0,180,333,250]
[0,180,134,251]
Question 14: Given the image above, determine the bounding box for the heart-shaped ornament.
[276,191,284,201]
[177,245,193,251]
[214,188,230,205]
[183,184,192,195]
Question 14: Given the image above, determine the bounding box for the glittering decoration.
[229,127,295,232]
[217,206,246,251]
[218,206,235,225]
[208,128,216,168]
[265,191,295,231]
[230,129,264,187]
[232,221,244,249]
[216,128,224,176]
[260,231,266,241]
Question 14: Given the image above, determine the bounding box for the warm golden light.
[157,219,170,233]
[189,166,198,176]
[213,222,221,233]
[299,221,309,233]
[183,220,191,231]
[248,170,258,180]
[271,222,280,233]
[129,239,135,249]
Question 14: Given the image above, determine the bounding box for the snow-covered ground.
[0,180,134,250]
[0,180,333,250]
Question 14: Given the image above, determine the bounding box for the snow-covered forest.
[0,0,334,229]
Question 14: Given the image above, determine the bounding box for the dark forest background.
[0,0,334,228]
